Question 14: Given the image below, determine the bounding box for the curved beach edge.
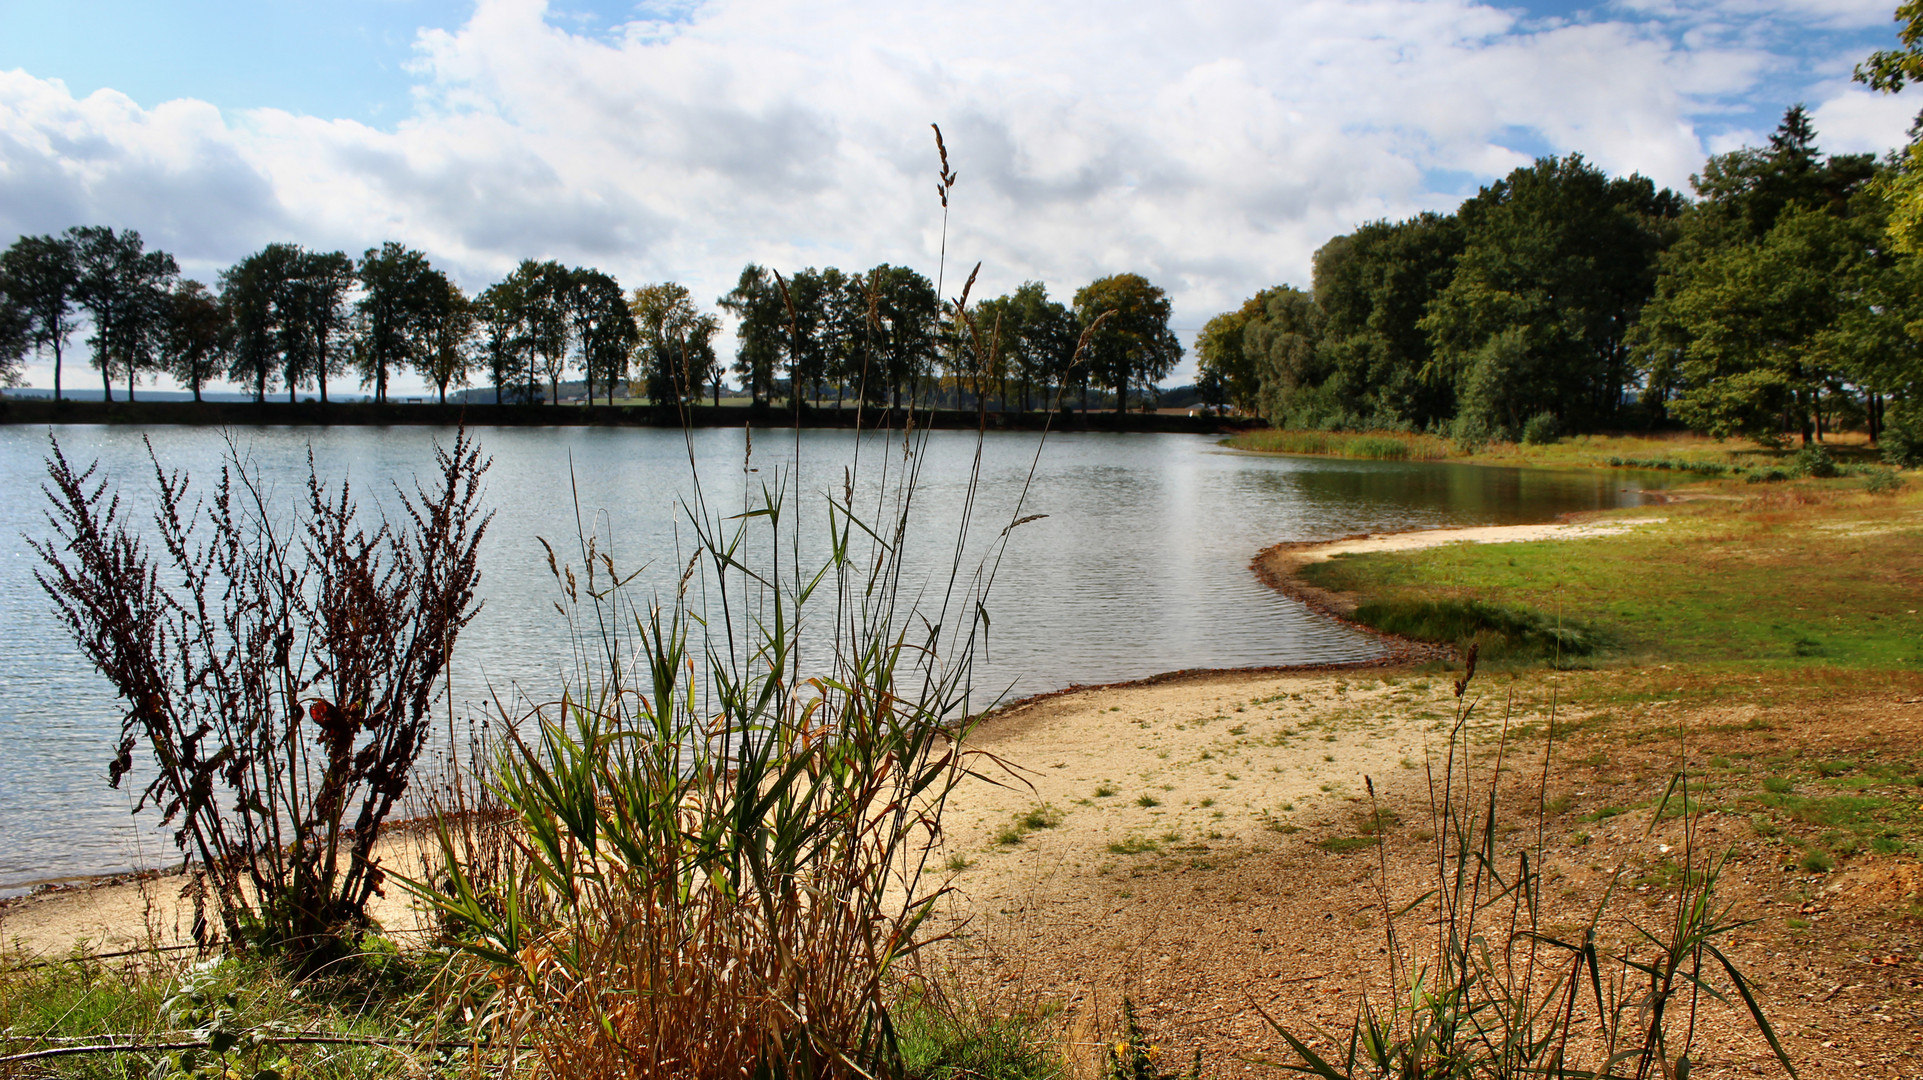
[1247,514,1670,658]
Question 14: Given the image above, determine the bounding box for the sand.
[0,517,1643,960]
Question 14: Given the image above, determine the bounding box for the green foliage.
[1884,402,1923,467]
[409,420,1015,1078]
[1073,273,1183,413]
[1423,155,1681,435]
[1348,596,1597,662]
[1865,466,1907,493]
[1793,443,1840,477]
[893,988,1062,1080]
[998,804,1066,845]
[1519,411,1561,445]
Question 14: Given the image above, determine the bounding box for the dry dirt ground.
[917,668,1923,1080]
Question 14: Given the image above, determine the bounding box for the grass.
[1299,479,1923,668]
[0,948,451,1079]
[996,805,1066,846]
[1227,427,1881,473]
[891,987,1062,1080]
[1228,428,1453,461]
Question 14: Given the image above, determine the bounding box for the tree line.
[1197,106,1923,450]
[0,227,1185,412]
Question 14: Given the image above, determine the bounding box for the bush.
[1520,411,1561,446]
[32,431,490,969]
[1792,443,1839,478]
[1883,404,1923,469]
[1865,467,1907,495]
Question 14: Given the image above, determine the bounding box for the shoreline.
[0,396,1254,435]
[1251,514,1668,624]
[2,515,1657,929]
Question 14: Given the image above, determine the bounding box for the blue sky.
[0,0,1915,391]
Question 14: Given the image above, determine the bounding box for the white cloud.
[1,0,1914,391]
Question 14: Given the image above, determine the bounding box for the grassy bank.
[1228,425,1893,475]
[1297,475,1923,667]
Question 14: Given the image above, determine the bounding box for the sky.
[0,0,1917,393]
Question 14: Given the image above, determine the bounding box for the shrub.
[32,431,490,968]
[1882,403,1923,469]
[1520,411,1561,446]
[1792,443,1839,478]
[1864,467,1906,495]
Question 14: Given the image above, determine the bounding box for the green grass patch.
[1296,483,1923,670]
[893,989,1062,1080]
[1347,595,1600,662]
[1317,835,1382,854]
[995,804,1065,846]
[1754,792,1886,831]
[1107,835,1163,855]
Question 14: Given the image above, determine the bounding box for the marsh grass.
[1262,667,1796,1080]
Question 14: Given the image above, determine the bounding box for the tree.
[718,264,784,407]
[158,281,225,401]
[1857,7,1923,252]
[1307,213,1464,430]
[1634,110,1890,443]
[1418,155,1682,436]
[295,250,356,405]
[0,281,28,386]
[476,278,529,404]
[569,268,636,405]
[415,273,473,405]
[1662,205,1876,443]
[1195,302,1262,415]
[356,243,443,404]
[862,264,939,408]
[1072,273,1181,413]
[219,252,278,402]
[631,282,719,406]
[1007,282,1077,412]
[1242,287,1322,426]
[504,260,571,405]
[1,234,80,399]
[69,226,177,402]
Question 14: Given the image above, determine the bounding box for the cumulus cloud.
[0,0,1913,390]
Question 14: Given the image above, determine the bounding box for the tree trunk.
[53,340,62,401]
[101,356,113,402]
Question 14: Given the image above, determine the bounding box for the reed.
[407,225,1072,1076]
[1232,430,1452,462]
[1261,658,1796,1080]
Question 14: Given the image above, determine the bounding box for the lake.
[0,425,1671,892]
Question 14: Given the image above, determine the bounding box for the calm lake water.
[0,425,1672,892]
